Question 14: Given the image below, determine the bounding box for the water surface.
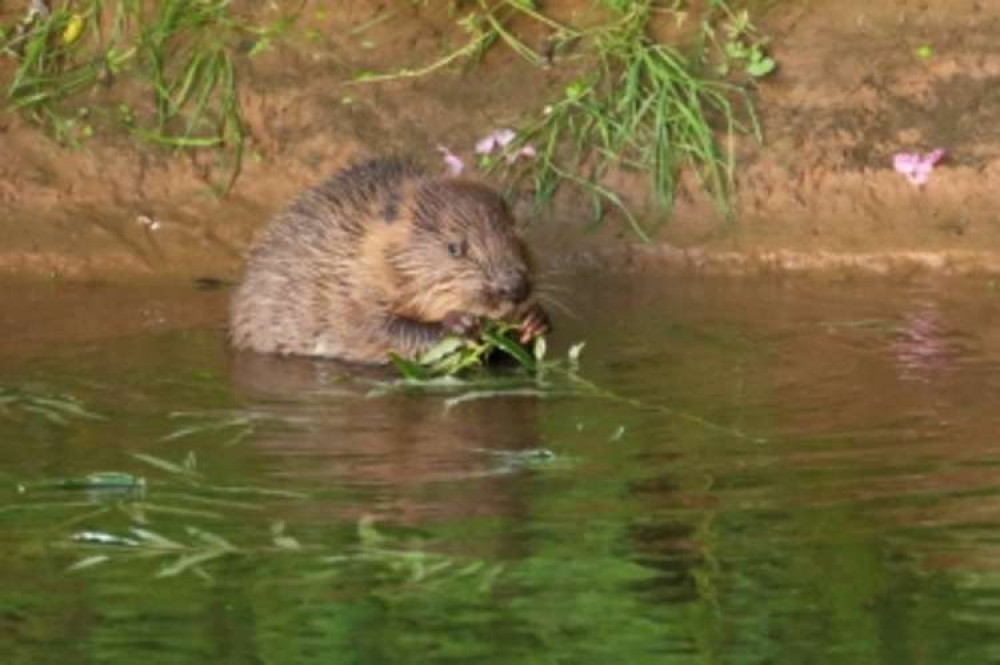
[2,274,1000,664]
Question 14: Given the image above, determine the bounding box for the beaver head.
[383,179,535,323]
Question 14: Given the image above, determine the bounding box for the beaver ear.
[502,193,531,234]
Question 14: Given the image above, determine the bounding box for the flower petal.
[926,148,946,165]
[437,145,465,176]
[893,153,919,174]
[494,128,516,147]
[475,135,497,155]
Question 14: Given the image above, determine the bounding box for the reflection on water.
[2,275,1000,664]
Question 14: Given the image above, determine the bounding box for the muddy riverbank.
[2,0,999,280]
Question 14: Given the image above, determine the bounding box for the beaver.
[229,157,549,364]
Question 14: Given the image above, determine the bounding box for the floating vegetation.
[131,450,200,480]
[62,513,504,592]
[0,384,104,426]
[10,450,309,532]
[161,410,273,446]
[128,450,309,499]
[66,524,240,579]
[477,447,575,475]
[375,326,579,401]
[41,471,146,493]
[388,322,541,381]
[383,329,763,442]
[309,516,506,592]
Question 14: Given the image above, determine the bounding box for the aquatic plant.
[384,325,764,442]
[388,322,543,380]
[63,507,503,588]
[0,384,104,426]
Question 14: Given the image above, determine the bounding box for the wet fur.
[229,157,539,363]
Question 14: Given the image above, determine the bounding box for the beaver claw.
[518,304,551,343]
[442,311,482,338]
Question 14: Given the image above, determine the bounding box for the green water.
[2,276,1000,664]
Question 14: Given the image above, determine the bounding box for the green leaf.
[131,528,185,550]
[482,329,535,371]
[56,472,145,490]
[533,336,548,363]
[157,549,228,578]
[388,353,431,380]
[417,336,466,365]
[746,57,776,78]
[67,555,110,572]
[132,452,200,477]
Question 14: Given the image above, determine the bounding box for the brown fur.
[229,157,545,364]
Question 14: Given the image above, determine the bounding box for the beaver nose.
[496,273,531,304]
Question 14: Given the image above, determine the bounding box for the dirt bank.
[2,0,1000,280]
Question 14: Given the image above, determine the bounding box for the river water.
[2,274,999,664]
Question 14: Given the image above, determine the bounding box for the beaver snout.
[494,271,531,304]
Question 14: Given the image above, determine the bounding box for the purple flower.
[437,145,465,176]
[475,128,536,164]
[893,149,946,186]
[475,128,516,155]
[515,144,537,161]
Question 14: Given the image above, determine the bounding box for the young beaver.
[229,157,549,364]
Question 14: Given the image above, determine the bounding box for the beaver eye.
[447,241,465,258]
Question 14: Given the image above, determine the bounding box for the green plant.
[389,322,541,380]
[500,2,759,237]
[0,384,104,426]
[356,1,762,238]
[702,3,777,79]
[1,0,298,193]
[352,0,569,84]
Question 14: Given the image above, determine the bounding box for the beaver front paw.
[442,311,483,338]
[518,304,551,343]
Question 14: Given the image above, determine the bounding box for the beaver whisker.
[535,281,571,295]
[537,267,572,279]
[537,292,578,319]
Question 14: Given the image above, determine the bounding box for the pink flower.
[437,145,465,176]
[475,129,516,155]
[893,149,946,186]
[511,144,536,162]
[475,128,536,164]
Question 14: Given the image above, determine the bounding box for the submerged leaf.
[131,452,201,478]
[130,528,185,550]
[67,555,111,572]
[187,526,237,551]
[72,531,141,547]
[55,472,145,490]
[358,515,386,548]
[157,549,229,578]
